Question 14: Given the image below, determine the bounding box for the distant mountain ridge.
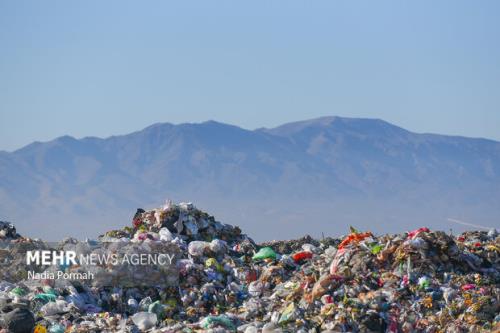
[1,116,499,240]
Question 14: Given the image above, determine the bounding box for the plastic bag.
[252,247,277,260]
[131,312,157,330]
[188,241,210,257]
[200,314,235,330]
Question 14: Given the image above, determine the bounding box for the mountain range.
[1,116,499,240]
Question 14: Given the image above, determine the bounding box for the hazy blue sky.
[1,1,499,151]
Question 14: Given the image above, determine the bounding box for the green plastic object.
[349,226,360,234]
[370,244,384,255]
[418,276,430,289]
[148,300,165,319]
[252,247,277,260]
[42,286,56,294]
[33,293,57,303]
[200,315,235,330]
[10,287,27,296]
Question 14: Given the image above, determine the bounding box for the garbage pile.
[0,222,20,240]
[0,201,498,332]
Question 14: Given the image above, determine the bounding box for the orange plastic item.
[34,325,47,333]
[338,232,373,249]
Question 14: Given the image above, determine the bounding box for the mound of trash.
[0,202,499,332]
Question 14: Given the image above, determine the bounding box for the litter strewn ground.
[0,201,498,332]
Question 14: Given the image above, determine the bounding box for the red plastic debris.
[133,218,143,228]
[245,269,258,283]
[461,284,476,291]
[292,251,313,263]
[407,227,430,240]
